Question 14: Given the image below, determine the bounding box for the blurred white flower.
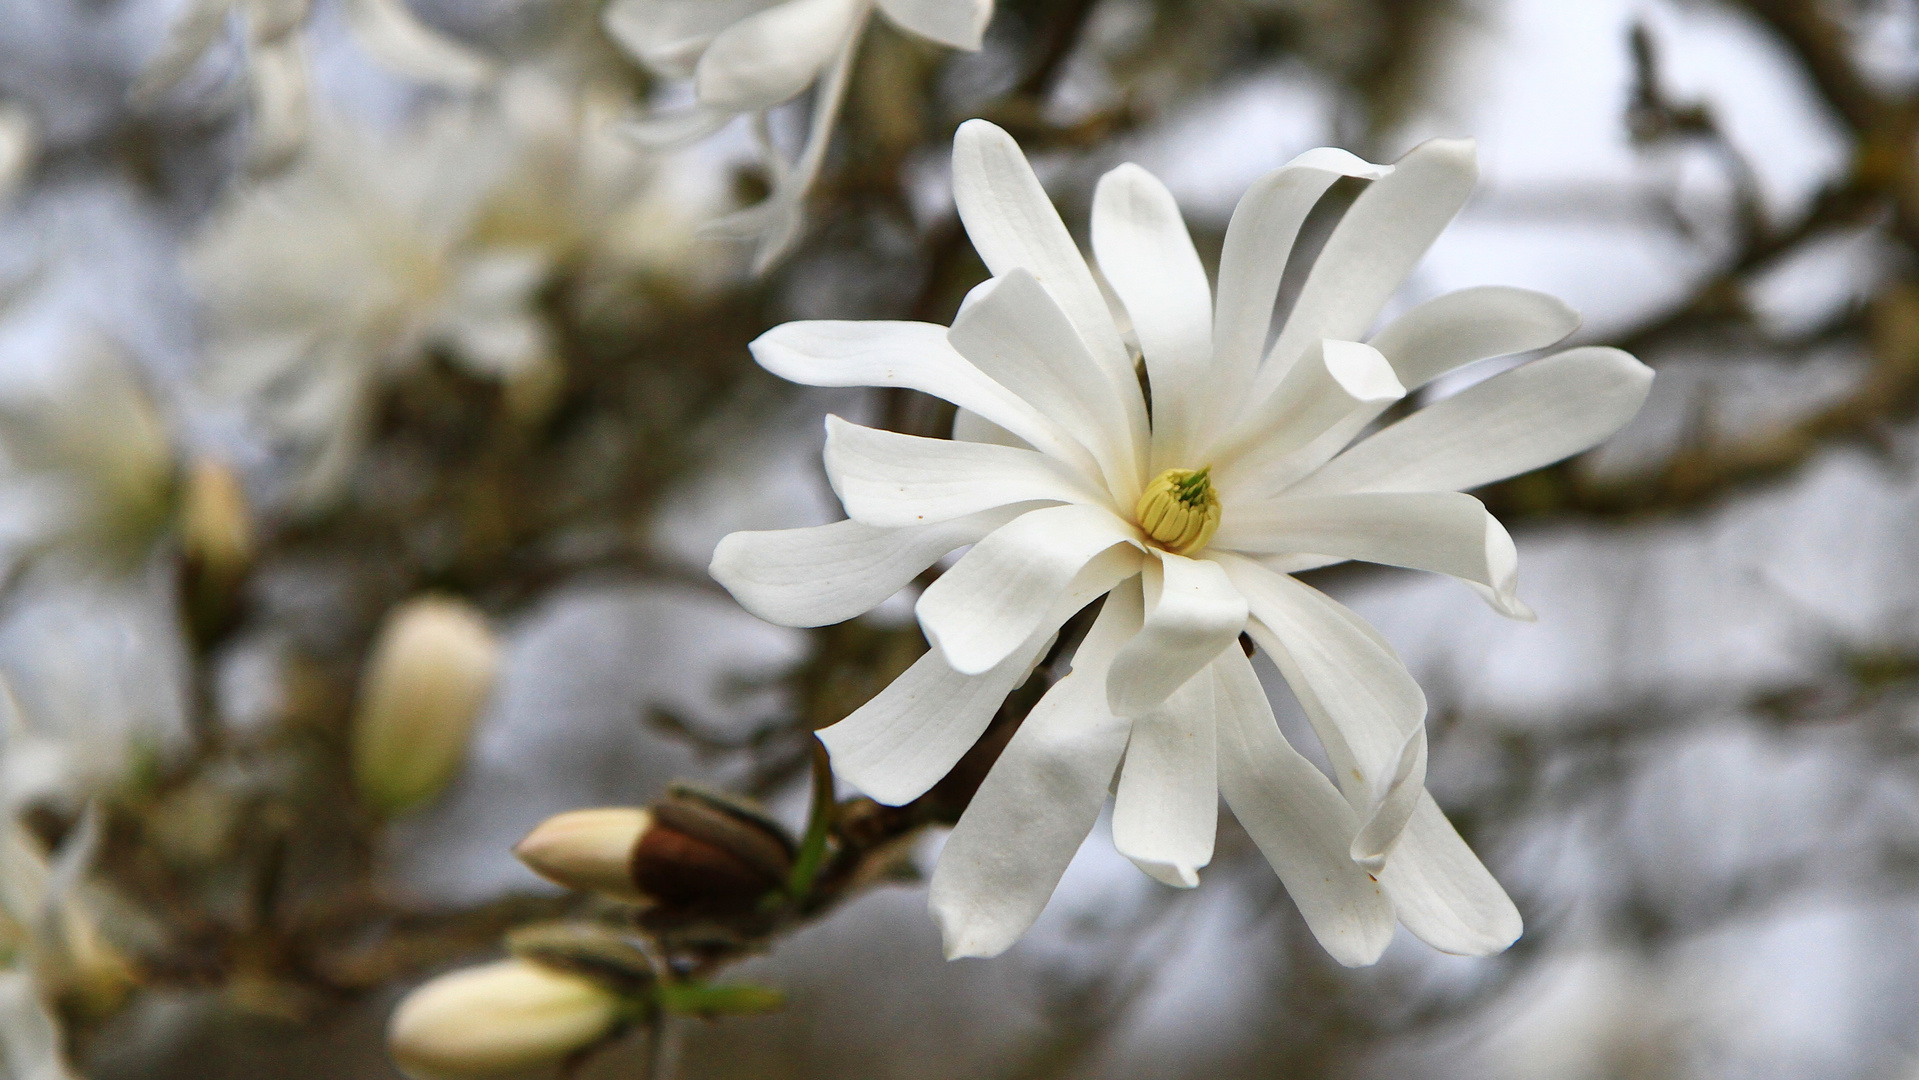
[712,120,1654,964]
[0,102,34,208]
[605,0,994,270]
[130,0,495,174]
[0,686,134,1080]
[189,73,694,504]
[0,337,177,574]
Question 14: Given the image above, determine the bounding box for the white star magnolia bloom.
[712,120,1654,965]
[604,0,993,271]
[131,0,494,175]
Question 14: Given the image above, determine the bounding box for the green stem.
[785,739,836,903]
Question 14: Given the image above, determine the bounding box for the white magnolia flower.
[0,101,34,208]
[0,338,176,573]
[604,0,994,270]
[192,73,699,505]
[712,120,1653,964]
[131,0,495,174]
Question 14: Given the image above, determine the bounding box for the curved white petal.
[1349,724,1426,870]
[1214,491,1527,618]
[1368,285,1579,391]
[1106,553,1246,717]
[1112,670,1216,887]
[818,618,1054,806]
[1091,163,1213,470]
[1213,646,1395,967]
[917,503,1143,674]
[1379,793,1522,956]
[877,0,991,49]
[928,580,1142,959]
[948,268,1142,504]
[622,106,735,149]
[1218,554,1425,820]
[243,35,309,175]
[752,321,1096,474]
[342,0,494,87]
[1256,138,1477,398]
[1210,148,1392,418]
[1209,339,1404,496]
[603,0,774,78]
[694,0,860,111]
[951,120,1142,426]
[130,0,233,102]
[822,415,1103,528]
[1293,346,1654,497]
[710,507,1024,627]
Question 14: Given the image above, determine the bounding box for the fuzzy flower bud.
[387,959,621,1080]
[514,787,794,911]
[178,457,253,640]
[351,596,501,817]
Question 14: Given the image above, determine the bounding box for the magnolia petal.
[817,621,1052,806]
[822,415,1103,529]
[1219,554,1426,812]
[1211,148,1392,417]
[877,0,991,50]
[1368,285,1579,391]
[1111,671,1217,888]
[1106,553,1246,717]
[342,0,494,88]
[1214,491,1527,618]
[1213,646,1395,967]
[0,971,77,1080]
[752,321,1094,473]
[711,508,1024,627]
[1293,346,1654,497]
[129,0,233,102]
[917,503,1143,674]
[951,408,1027,449]
[1379,793,1522,956]
[243,35,309,175]
[948,268,1141,504]
[1209,339,1404,495]
[928,581,1142,959]
[621,106,735,148]
[694,0,861,111]
[603,0,773,78]
[1258,138,1477,396]
[736,18,862,273]
[950,121,1141,419]
[1090,163,1213,470]
[1350,724,1426,870]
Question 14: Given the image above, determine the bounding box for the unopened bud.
[513,808,652,903]
[351,596,501,817]
[514,787,795,911]
[179,457,253,641]
[387,958,620,1080]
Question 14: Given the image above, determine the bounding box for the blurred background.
[2,0,1917,1077]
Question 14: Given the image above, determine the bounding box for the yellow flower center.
[1135,466,1221,555]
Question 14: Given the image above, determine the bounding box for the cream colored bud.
[179,457,252,584]
[388,959,620,1080]
[352,596,501,816]
[513,808,652,903]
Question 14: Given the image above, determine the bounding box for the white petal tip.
[932,904,1013,960]
[1348,848,1389,873]
[1128,856,1200,889]
[1322,340,1406,404]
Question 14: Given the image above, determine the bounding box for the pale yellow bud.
[179,457,252,584]
[387,959,621,1080]
[351,596,501,816]
[513,808,652,903]
[1134,466,1221,555]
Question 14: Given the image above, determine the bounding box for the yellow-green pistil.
[1135,466,1221,555]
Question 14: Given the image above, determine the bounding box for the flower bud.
[513,808,652,903]
[351,596,501,817]
[513,788,795,911]
[387,959,620,1080]
[179,457,253,641]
